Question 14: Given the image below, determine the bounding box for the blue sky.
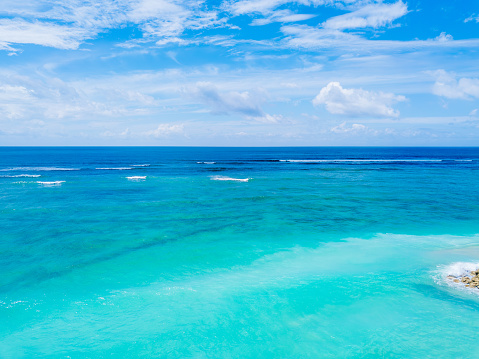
[0,0,478,146]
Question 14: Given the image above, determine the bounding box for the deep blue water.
[1,147,479,358]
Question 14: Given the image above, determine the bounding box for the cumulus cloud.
[322,1,408,30]
[434,32,453,42]
[313,82,406,117]
[431,70,479,100]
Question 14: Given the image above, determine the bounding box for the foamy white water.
[96,167,133,170]
[210,176,251,182]
[0,174,41,178]
[37,181,65,186]
[0,167,79,171]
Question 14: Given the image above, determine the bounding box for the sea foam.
[441,262,479,278]
[0,167,79,171]
[96,167,132,170]
[210,176,251,182]
[127,176,146,181]
[0,174,41,178]
[37,181,65,186]
[436,262,479,293]
[280,159,443,163]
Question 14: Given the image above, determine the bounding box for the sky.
[0,0,478,146]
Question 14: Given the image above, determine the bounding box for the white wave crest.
[280,159,443,163]
[441,262,479,278]
[127,176,146,181]
[0,167,79,171]
[131,164,150,167]
[437,262,479,293]
[96,167,132,170]
[197,162,216,164]
[0,174,41,178]
[210,176,251,182]
[37,181,65,186]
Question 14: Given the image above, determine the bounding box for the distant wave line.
[96,167,133,170]
[0,174,41,178]
[278,159,472,163]
[0,167,79,171]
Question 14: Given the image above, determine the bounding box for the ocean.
[1,147,479,358]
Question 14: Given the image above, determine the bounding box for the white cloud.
[0,19,92,50]
[281,25,479,52]
[431,70,479,100]
[224,0,360,16]
[226,0,294,16]
[0,0,228,51]
[322,1,408,30]
[465,14,479,23]
[251,10,316,26]
[330,122,368,133]
[186,82,267,118]
[434,32,453,42]
[313,81,406,117]
[146,123,184,137]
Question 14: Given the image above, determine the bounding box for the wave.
[210,176,251,182]
[440,262,479,277]
[37,181,65,186]
[0,174,41,178]
[0,167,79,171]
[126,176,146,181]
[96,167,132,170]
[438,262,479,292]
[279,159,444,163]
[197,162,216,164]
[131,164,150,167]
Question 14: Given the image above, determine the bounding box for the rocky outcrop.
[447,270,479,289]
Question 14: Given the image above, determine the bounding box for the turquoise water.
[1,147,479,358]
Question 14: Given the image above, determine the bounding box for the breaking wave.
[210,176,251,182]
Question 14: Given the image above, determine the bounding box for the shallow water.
[1,147,479,357]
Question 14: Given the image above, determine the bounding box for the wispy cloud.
[464,14,479,23]
[313,81,406,117]
[0,0,228,52]
[185,82,268,118]
[330,122,368,133]
[251,10,316,26]
[0,19,93,51]
[281,24,479,52]
[322,1,408,30]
